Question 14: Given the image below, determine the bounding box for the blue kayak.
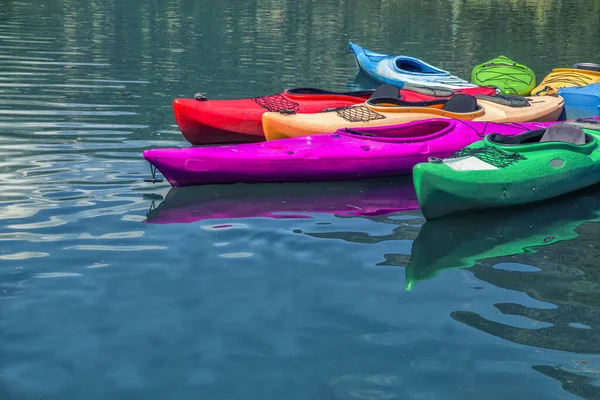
[558,82,600,120]
[348,42,479,90]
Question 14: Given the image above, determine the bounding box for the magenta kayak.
[143,118,565,187]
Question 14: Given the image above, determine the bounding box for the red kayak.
[173,85,497,145]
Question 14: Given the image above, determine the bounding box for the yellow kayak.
[532,68,600,96]
[262,94,564,141]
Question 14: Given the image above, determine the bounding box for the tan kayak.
[532,68,600,96]
[262,94,564,140]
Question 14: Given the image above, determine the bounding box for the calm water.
[1,0,600,399]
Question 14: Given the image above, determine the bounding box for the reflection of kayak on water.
[405,185,600,290]
[144,177,419,224]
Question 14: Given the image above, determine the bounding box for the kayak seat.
[540,123,586,144]
[441,94,478,113]
[488,124,589,145]
[488,128,547,144]
[369,84,402,100]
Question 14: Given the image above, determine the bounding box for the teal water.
[2,0,600,399]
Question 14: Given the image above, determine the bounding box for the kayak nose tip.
[143,148,169,163]
[172,97,194,112]
[347,41,361,54]
[142,148,155,162]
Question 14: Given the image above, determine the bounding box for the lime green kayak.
[413,119,600,220]
[405,187,600,290]
[471,55,536,96]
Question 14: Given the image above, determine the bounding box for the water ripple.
[33,272,82,278]
[0,110,136,116]
[64,245,166,251]
[0,251,49,260]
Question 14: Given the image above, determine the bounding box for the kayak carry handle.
[194,93,208,101]
[144,160,164,183]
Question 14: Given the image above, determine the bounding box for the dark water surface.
[1,0,600,399]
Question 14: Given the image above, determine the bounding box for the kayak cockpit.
[574,62,600,72]
[394,56,445,75]
[285,87,374,97]
[340,120,454,142]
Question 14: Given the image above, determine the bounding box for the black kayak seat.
[488,128,546,145]
[441,94,478,113]
[369,84,401,100]
[540,123,586,145]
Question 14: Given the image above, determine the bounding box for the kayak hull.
[558,82,600,120]
[173,86,496,144]
[262,95,565,140]
[413,120,600,219]
[144,118,564,187]
[471,55,536,96]
[173,91,372,145]
[348,42,479,90]
[532,68,600,96]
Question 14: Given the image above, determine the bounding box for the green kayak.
[471,55,536,96]
[413,119,600,220]
[405,187,600,290]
